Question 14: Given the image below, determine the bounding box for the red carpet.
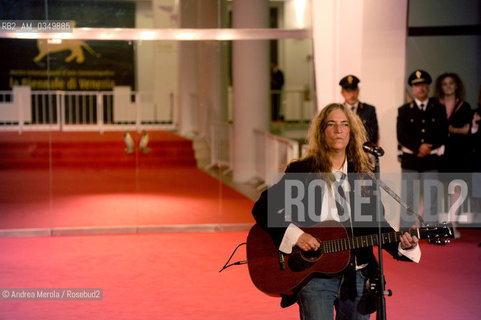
[0,230,480,320]
[0,168,255,229]
[0,131,254,230]
[0,131,480,319]
[0,131,196,169]
[381,228,481,319]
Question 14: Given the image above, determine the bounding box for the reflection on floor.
[0,130,255,236]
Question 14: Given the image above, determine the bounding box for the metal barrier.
[0,86,176,133]
[254,129,299,189]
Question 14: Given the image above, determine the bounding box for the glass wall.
[0,0,314,233]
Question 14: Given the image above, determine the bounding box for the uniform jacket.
[397,98,448,171]
[356,102,379,144]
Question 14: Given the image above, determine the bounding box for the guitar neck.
[322,229,419,254]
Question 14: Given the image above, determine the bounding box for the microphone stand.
[373,153,390,320]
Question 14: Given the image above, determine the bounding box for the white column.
[311,0,408,174]
[152,0,178,126]
[178,0,199,136]
[311,0,408,227]
[311,0,364,109]
[178,0,227,136]
[360,0,408,175]
[197,0,228,134]
[178,41,199,136]
[232,0,270,182]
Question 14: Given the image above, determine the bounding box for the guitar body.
[246,220,351,296]
[247,219,454,296]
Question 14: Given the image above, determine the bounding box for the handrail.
[0,87,177,133]
[254,128,299,145]
[207,122,233,173]
[206,125,299,187]
[254,129,299,189]
[1,87,314,134]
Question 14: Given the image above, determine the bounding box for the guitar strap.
[366,171,425,226]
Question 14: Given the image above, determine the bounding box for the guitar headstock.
[419,222,454,243]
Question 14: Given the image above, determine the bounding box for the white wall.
[360,0,408,175]
[311,0,408,227]
[282,0,313,92]
[135,0,180,123]
[312,0,408,176]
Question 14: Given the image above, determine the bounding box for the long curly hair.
[434,72,465,101]
[301,103,372,173]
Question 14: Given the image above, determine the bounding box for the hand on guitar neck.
[296,226,419,253]
[399,225,419,250]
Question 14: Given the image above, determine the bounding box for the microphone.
[363,142,384,157]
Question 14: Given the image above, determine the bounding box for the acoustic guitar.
[246,220,453,296]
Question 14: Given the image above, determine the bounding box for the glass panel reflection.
[0,1,313,236]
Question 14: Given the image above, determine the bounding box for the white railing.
[254,129,299,189]
[282,89,316,122]
[0,86,176,133]
[207,122,233,172]
[0,91,16,123]
[227,87,316,122]
[187,93,199,136]
[0,87,31,133]
[1,86,314,134]
[206,124,300,187]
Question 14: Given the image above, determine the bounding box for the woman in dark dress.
[471,88,481,216]
[435,73,473,238]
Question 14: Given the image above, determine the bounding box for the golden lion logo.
[33,39,101,64]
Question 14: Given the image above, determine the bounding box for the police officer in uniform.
[339,75,379,144]
[397,69,448,228]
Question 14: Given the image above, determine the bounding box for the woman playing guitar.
[251,103,420,320]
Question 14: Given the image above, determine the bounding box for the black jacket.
[251,158,411,268]
[397,98,448,171]
[356,102,379,145]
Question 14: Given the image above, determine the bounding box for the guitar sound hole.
[288,250,321,272]
[300,249,321,261]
